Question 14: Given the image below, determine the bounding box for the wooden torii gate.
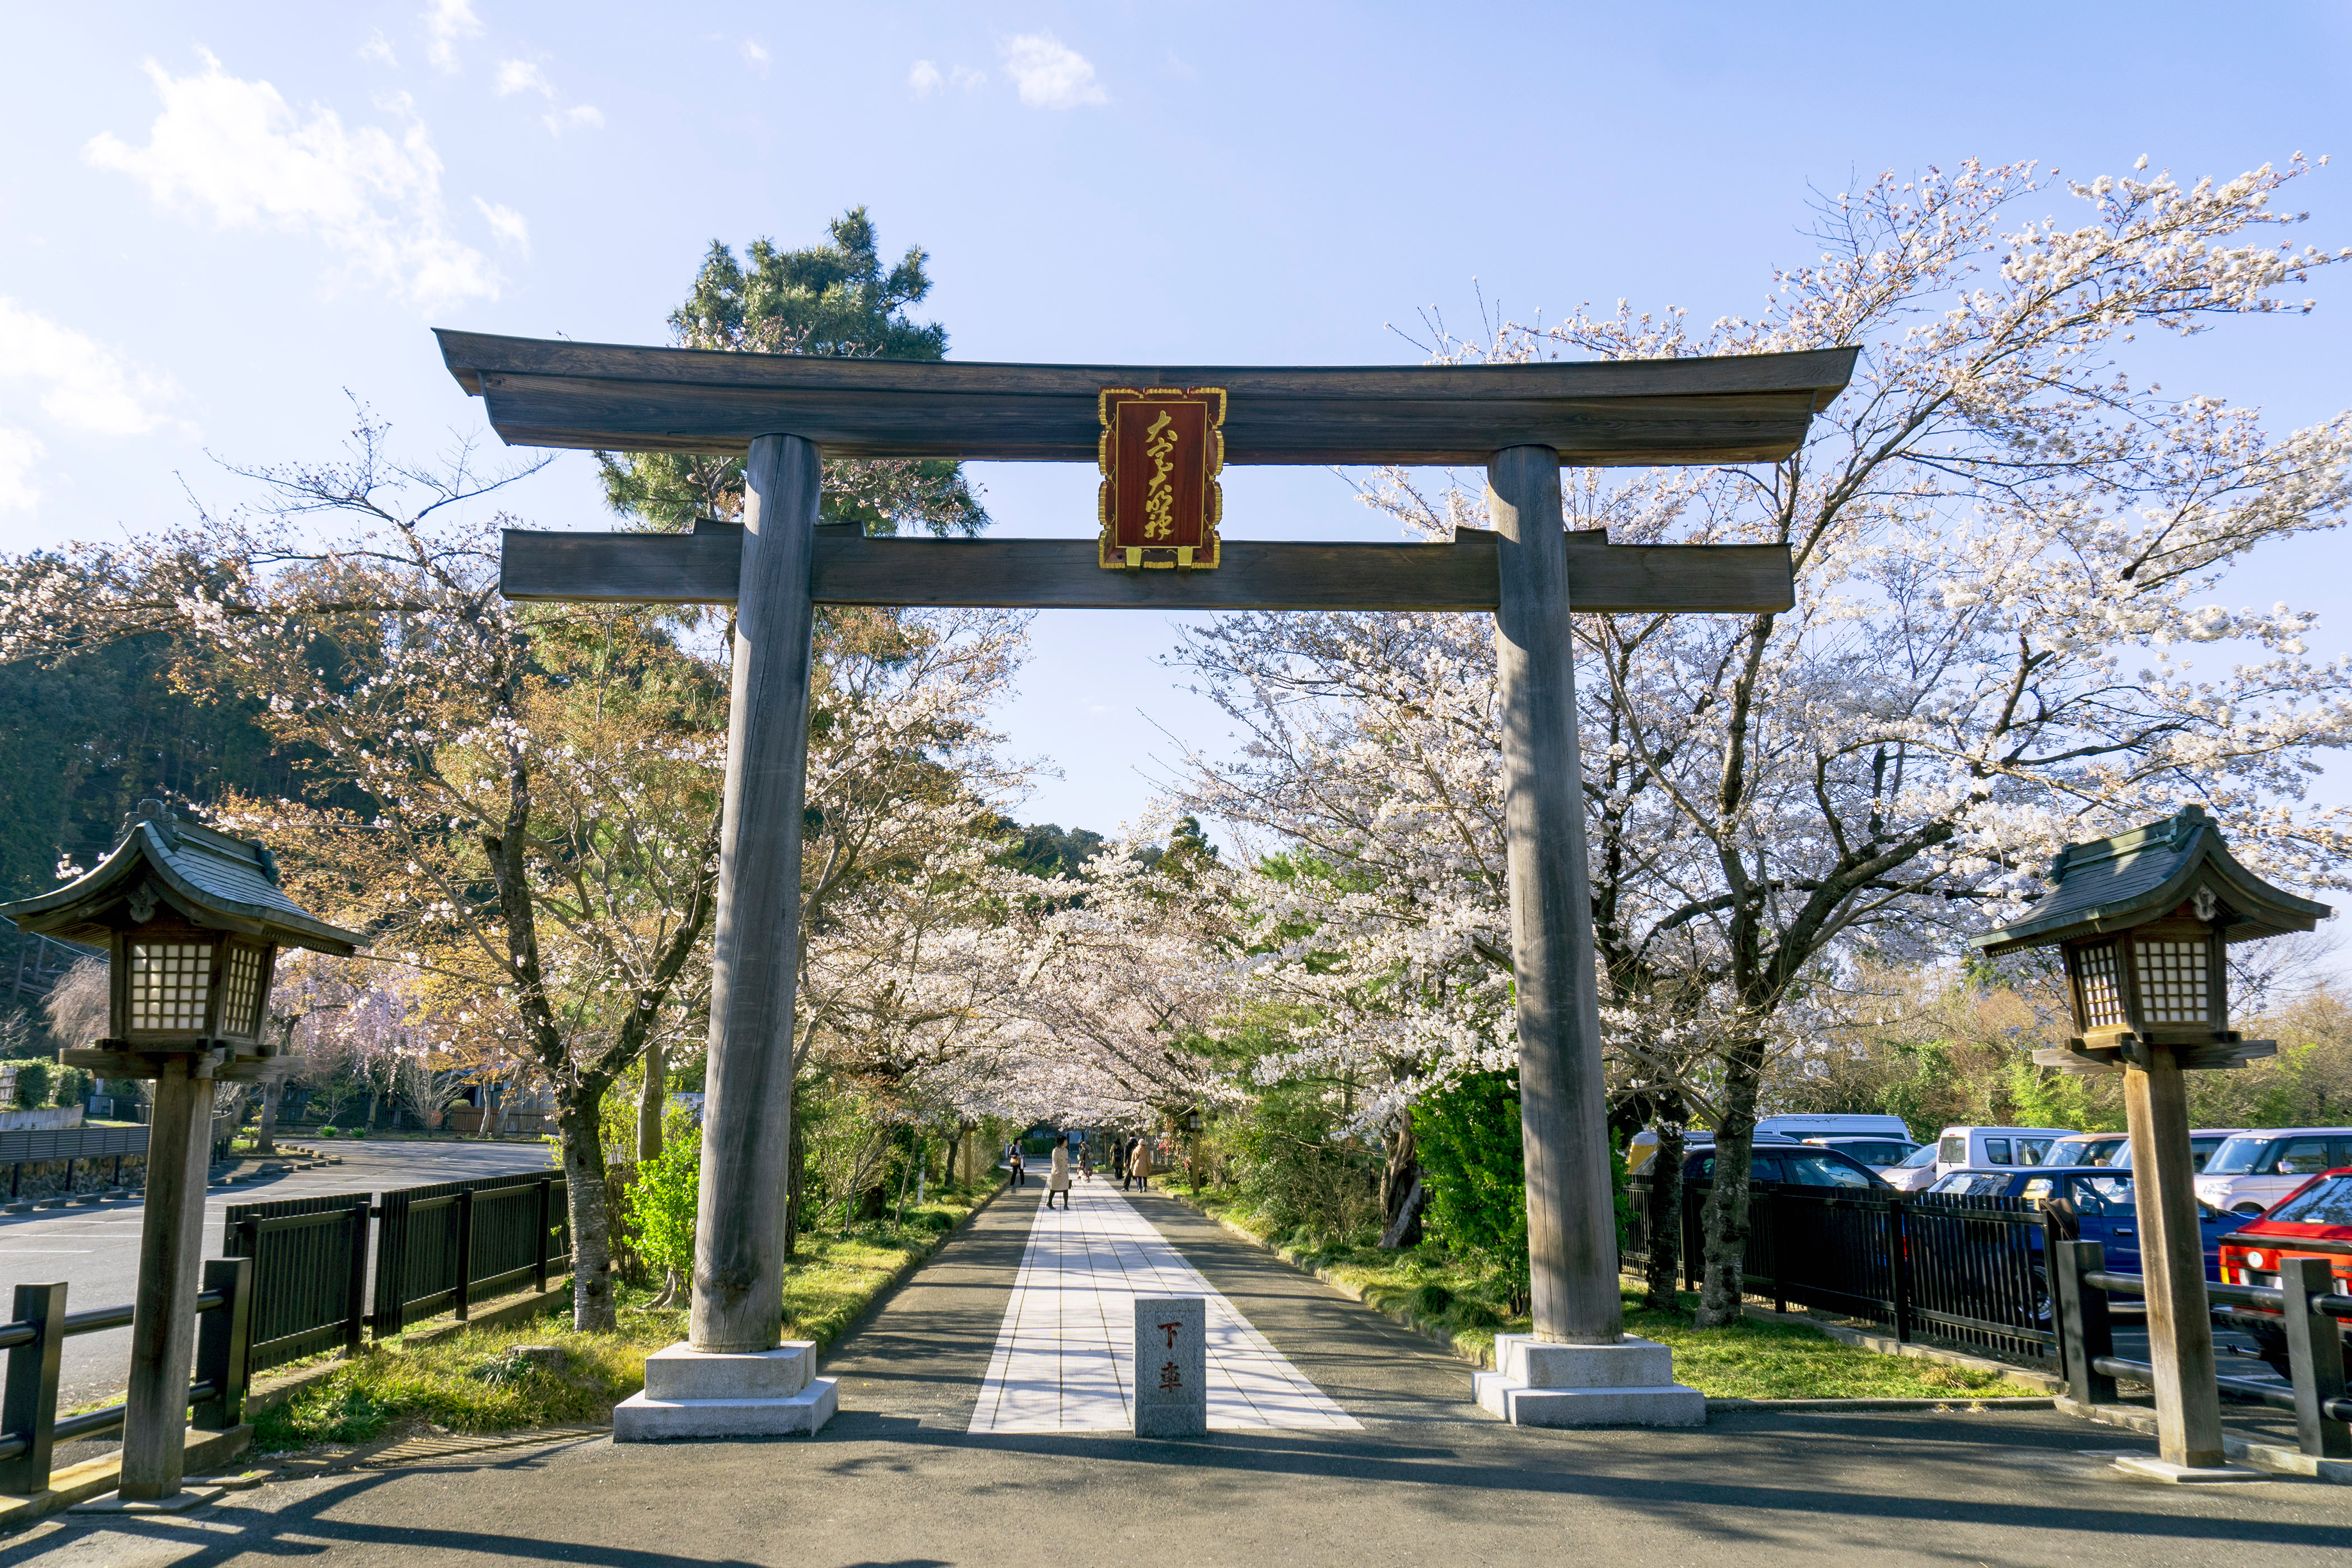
[440,330,1856,1429]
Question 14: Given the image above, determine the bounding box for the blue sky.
[4,1,2350,845]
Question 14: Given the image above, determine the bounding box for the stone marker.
[1473,1333,1705,1427]
[612,1342,837,1441]
[1133,1296,1207,1439]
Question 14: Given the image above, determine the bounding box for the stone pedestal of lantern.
[1973,804,2331,1482]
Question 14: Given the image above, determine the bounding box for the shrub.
[318,1126,340,1138]
[632,1122,701,1298]
[52,1067,89,1109]
[1414,1070,1530,1312]
[1217,1088,1382,1245]
[11,1061,52,1111]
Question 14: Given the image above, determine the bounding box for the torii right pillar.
[1474,445,1704,1426]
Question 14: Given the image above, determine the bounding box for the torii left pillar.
[1473,445,1702,1427]
[613,432,838,1440]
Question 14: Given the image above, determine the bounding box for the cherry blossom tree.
[1181,156,2352,1324]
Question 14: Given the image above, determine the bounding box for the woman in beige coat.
[1046,1137,1072,1210]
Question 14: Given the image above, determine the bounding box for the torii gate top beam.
[435,330,1858,467]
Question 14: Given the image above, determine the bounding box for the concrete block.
[1133,1296,1207,1439]
[641,1342,814,1402]
[71,1485,226,1514]
[1474,1371,1706,1427]
[1496,1333,1676,1389]
[2110,1455,2269,1484]
[1475,1334,1704,1428]
[612,1376,837,1441]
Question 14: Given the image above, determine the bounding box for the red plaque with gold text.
[1098,387,1226,568]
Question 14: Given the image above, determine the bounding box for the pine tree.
[599,208,988,537]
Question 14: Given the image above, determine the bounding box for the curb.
[2054,1394,2352,1485]
[813,1177,1011,1361]
[1164,1191,2065,1412]
[1160,1190,1498,1369]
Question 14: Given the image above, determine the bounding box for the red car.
[2213,1165,2352,1374]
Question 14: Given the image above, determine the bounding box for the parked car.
[2194,1130,2352,1216]
[1625,1127,1806,1175]
[1924,1166,2253,1279]
[1804,1135,1922,1170]
[1684,1142,1889,1190]
[2041,1132,2129,1168]
[1884,1142,1943,1193]
[1934,1125,2072,1180]
[2110,1128,2245,1174]
[2212,1166,2352,1375]
[1754,1113,1912,1142]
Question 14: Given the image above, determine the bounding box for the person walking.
[1110,1138,1127,1181]
[1047,1137,1072,1210]
[1125,1136,1152,1192]
[1010,1148,1025,1188]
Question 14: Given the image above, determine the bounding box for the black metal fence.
[372,1172,567,1336]
[2052,1234,2351,1464]
[0,1259,254,1497]
[1626,1177,2057,1362]
[226,1169,570,1373]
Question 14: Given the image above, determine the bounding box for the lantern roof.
[0,802,363,956]
[1973,804,2330,958]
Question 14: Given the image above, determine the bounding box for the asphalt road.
[0,1140,553,1409]
[7,1179,2345,1566]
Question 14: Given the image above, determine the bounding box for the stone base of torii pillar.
[612,1344,838,1441]
[1474,1334,1705,1427]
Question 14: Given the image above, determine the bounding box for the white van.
[1753,1113,1911,1142]
[1934,1126,2073,1180]
[2192,1128,2352,1215]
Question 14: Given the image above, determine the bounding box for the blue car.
[1924,1165,2253,1280]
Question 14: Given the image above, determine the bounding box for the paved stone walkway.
[968,1177,1359,1433]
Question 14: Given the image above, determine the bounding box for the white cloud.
[423,0,481,73]
[911,59,986,97]
[999,32,1106,109]
[474,197,529,254]
[0,427,44,513]
[83,53,502,314]
[360,30,399,68]
[0,299,186,437]
[542,103,604,136]
[495,59,553,97]
[740,39,770,74]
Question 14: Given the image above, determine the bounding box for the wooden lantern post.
[1973,804,2328,1478]
[0,802,361,1501]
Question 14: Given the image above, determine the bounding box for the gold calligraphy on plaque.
[1098,387,1225,569]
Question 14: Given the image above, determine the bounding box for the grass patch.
[255,1180,1001,1451]
[1179,1186,2014,1403]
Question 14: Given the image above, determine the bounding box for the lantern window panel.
[220,944,265,1038]
[2133,938,2211,1025]
[129,942,213,1031]
[2074,942,2126,1028]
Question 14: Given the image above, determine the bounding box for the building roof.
[1972,804,2331,956]
[0,802,363,956]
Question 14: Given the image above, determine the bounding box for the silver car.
[2193,1130,2352,1216]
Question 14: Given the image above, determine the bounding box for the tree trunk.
[558,1081,618,1332]
[1642,1100,1686,1313]
[636,1038,666,1164]
[1695,1037,1766,1328]
[254,1077,282,1157]
[1379,1114,1423,1249]
[782,1099,805,1260]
